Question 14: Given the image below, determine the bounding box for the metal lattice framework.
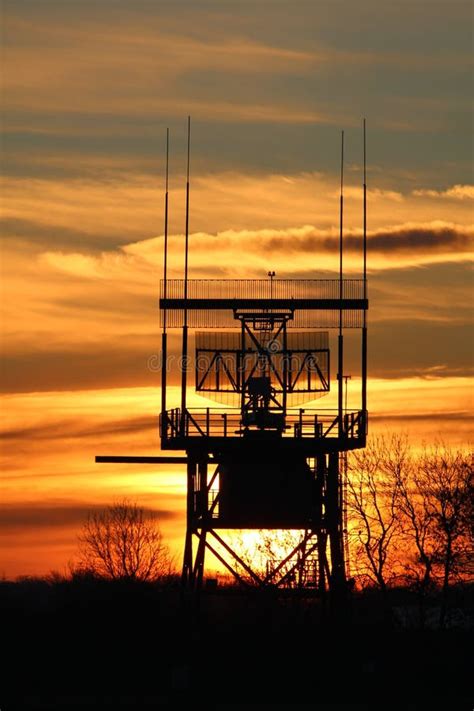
[195,329,330,407]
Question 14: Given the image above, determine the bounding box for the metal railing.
[159,279,367,329]
[161,278,366,300]
[159,407,366,442]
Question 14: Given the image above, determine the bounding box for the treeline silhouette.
[1,571,472,709]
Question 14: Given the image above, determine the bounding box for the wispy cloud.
[413,184,474,200]
[3,173,473,253]
[4,14,468,89]
[238,221,474,258]
[0,415,155,442]
[0,501,178,533]
[1,18,342,127]
[40,220,473,283]
[3,8,470,134]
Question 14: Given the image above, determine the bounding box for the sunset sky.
[1,0,472,578]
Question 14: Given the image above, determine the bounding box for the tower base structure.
[174,433,352,596]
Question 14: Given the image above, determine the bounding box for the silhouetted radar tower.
[97,119,369,596]
[161,122,368,594]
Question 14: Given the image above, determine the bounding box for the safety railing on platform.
[159,408,367,441]
[159,278,367,328]
[161,278,366,301]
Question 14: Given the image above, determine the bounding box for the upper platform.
[160,278,368,328]
[160,407,367,454]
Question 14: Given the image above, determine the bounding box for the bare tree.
[346,434,407,593]
[358,440,474,626]
[77,500,173,582]
[343,434,472,627]
[394,455,439,626]
[414,445,472,627]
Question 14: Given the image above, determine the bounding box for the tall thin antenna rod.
[161,128,170,435]
[338,130,345,439]
[184,115,191,304]
[363,118,367,298]
[362,118,368,419]
[163,127,170,334]
[181,116,191,422]
[339,130,344,328]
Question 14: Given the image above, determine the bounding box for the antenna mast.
[181,116,191,423]
[338,131,345,436]
[362,119,368,416]
[161,128,170,437]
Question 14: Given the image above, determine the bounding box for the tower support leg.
[182,456,196,588]
[194,531,206,588]
[191,457,208,591]
[327,452,346,592]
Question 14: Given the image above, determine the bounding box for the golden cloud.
[2,172,473,248]
[413,184,474,200]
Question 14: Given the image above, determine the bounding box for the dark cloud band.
[0,502,178,533]
[263,225,473,255]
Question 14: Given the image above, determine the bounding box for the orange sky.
[1,0,472,578]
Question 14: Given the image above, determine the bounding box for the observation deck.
[160,407,367,454]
